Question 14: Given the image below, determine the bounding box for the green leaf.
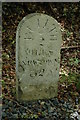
[76,81,80,91]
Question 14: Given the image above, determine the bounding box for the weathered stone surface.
[16,13,62,101]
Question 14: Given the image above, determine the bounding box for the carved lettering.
[25,48,54,56]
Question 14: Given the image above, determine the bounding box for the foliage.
[69,58,80,66]
[1,79,5,87]
[60,73,80,92]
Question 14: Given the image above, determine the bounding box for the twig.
[61,45,80,50]
[3,96,28,110]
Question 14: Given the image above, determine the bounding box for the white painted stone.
[16,13,62,101]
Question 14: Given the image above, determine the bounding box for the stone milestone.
[16,13,62,101]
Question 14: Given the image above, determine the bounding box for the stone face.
[16,13,62,101]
